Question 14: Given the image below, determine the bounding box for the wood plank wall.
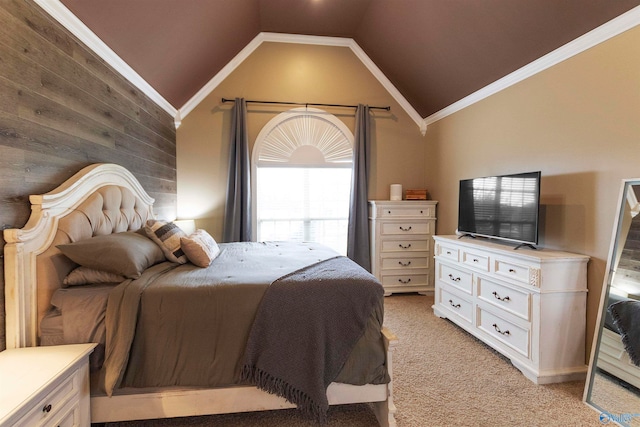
[0,0,178,350]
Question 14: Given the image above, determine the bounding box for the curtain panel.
[347,105,371,271]
[223,98,252,242]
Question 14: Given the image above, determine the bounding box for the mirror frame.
[584,178,640,416]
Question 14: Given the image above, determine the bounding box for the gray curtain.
[347,104,371,271]
[223,98,252,242]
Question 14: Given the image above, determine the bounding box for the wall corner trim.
[33,0,178,122]
[422,5,640,127]
[178,33,425,132]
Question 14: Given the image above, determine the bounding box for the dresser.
[369,200,437,296]
[432,235,588,384]
[0,344,95,427]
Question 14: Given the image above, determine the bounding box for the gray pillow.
[57,231,165,279]
[63,266,126,287]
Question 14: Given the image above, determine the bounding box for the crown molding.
[179,33,426,134]
[32,0,179,124]
[423,5,640,128]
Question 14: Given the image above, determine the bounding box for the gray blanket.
[241,256,384,423]
[609,300,640,367]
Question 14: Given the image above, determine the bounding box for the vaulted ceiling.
[58,0,639,119]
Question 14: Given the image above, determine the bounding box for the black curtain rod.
[221,98,390,111]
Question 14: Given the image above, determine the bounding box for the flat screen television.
[458,171,541,248]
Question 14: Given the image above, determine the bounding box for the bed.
[598,292,640,390]
[3,163,397,426]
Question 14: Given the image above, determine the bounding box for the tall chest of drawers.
[432,235,589,384]
[369,200,437,296]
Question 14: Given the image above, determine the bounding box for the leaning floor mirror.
[584,179,640,426]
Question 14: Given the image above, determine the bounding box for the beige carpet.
[103,294,604,426]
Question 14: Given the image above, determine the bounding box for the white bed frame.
[4,163,398,425]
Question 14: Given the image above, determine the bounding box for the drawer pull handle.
[473,258,479,263]
[43,404,52,413]
[492,291,510,302]
[449,299,461,309]
[420,210,424,214]
[398,261,411,267]
[446,251,452,255]
[399,226,412,231]
[399,243,412,249]
[387,210,392,214]
[398,278,411,284]
[448,274,461,282]
[492,324,510,336]
[509,268,516,273]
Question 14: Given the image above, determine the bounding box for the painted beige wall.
[177,42,428,240]
[424,26,640,357]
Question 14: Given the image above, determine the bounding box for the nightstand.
[0,343,96,426]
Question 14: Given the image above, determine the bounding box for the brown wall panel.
[0,0,177,350]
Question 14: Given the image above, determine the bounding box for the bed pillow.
[63,266,126,287]
[57,231,165,279]
[144,220,188,264]
[180,229,220,268]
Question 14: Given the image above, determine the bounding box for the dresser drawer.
[15,369,80,427]
[477,276,531,320]
[381,222,432,235]
[381,239,430,253]
[436,241,459,262]
[381,256,429,270]
[439,286,473,325]
[381,273,429,288]
[495,258,530,284]
[461,249,489,271]
[378,205,435,218]
[477,307,530,358]
[437,263,473,294]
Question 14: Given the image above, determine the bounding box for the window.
[252,108,353,254]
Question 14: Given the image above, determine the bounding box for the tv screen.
[458,171,541,246]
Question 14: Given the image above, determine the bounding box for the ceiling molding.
[179,33,426,134]
[423,5,640,128]
[32,0,178,122]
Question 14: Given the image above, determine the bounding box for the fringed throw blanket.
[609,300,640,367]
[241,256,384,423]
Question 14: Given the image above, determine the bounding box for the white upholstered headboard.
[3,163,156,348]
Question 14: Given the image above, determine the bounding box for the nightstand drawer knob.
[399,243,412,249]
[398,261,411,267]
[398,278,411,284]
[399,226,412,231]
[43,403,52,413]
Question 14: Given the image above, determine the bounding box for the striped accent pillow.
[145,220,188,264]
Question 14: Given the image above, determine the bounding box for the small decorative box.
[405,189,428,200]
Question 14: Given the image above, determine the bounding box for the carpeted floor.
[103,294,605,426]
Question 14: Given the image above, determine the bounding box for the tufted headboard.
[3,163,155,348]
